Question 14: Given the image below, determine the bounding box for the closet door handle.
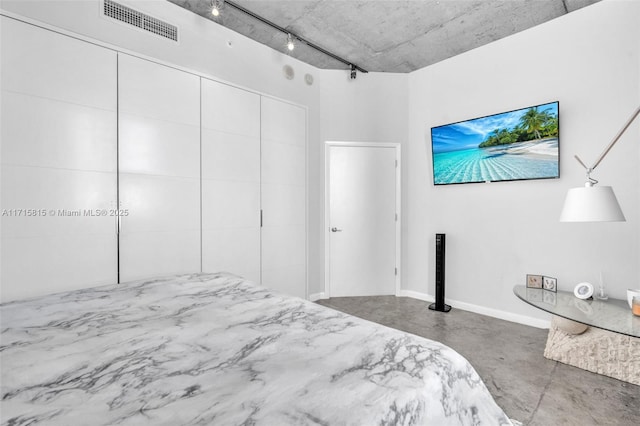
[331,227,342,232]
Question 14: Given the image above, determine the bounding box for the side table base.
[544,316,640,385]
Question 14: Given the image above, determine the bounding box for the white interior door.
[327,144,399,297]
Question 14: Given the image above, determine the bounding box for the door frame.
[324,141,402,298]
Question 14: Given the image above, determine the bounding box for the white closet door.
[201,79,261,283]
[261,97,307,297]
[1,18,118,302]
[118,54,201,282]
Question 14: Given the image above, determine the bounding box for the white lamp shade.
[560,186,625,222]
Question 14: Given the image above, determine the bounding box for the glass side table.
[513,285,640,338]
[514,285,640,385]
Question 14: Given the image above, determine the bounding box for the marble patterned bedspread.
[1,273,512,425]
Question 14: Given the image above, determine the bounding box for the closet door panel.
[202,229,261,283]
[1,93,116,172]
[201,79,260,283]
[260,100,306,147]
[201,81,260,137]
[201,176,260,281]
[120,231,201,280]
[260,98,307,298]
[260,183,305,228]
[118,55,200,126]
[119,114,200,178]
[261,226,306,272]
[261,265,307,300]
[1,18,118,303]
[1,19,115,109]
[202,180,260,228]
[201,130,260,182]
[1,166,116,238]
[261,139,305,185]
[2,234,119,302]
[118,174,200,281]
[119,174,200,232]
[118,55,201,282]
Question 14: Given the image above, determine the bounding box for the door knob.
[331,227,342,232]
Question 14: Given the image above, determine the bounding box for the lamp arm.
[575,106,640,172]
[573,154,589,171]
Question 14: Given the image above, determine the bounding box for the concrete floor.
[316,296,640,426]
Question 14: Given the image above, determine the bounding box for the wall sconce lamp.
[560,106,640,222]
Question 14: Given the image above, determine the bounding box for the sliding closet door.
[201,80,261,283]
[118,55,201,282]
[0,18,118,302]
[261,98,307,297]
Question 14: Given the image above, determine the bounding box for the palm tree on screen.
[520,107,551,140]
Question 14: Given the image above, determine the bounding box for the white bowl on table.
[627,289,640,309]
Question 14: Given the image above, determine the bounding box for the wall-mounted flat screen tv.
[431,101,559,185]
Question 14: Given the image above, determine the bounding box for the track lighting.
[287,33,295,51]
[211,0,224,17]
[222,0,367,76]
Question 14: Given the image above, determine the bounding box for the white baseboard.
[309,292,326,302]
[314,289,549,329]
[451,299,550,329]
[398,290,550,329]
[397,289,434,303]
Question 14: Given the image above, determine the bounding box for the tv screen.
[431,101,559,185]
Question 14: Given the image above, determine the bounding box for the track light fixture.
[222,0,367,76]
[287,33,295,51]
[211,0,224,17]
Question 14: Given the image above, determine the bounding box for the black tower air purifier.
[429,233,451,312]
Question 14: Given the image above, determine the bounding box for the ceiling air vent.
[103,0,178,42]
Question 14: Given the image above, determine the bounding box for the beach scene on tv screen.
[431,102,559,184]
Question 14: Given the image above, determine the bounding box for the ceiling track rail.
[225,0,368,74]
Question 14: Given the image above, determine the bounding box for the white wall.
[318,71,408,143]
[407,0,640,325]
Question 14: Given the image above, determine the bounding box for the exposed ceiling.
[168,0,602,73]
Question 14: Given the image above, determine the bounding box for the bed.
[1,272,512,425]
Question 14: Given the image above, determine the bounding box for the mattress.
[0,272,512,425]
